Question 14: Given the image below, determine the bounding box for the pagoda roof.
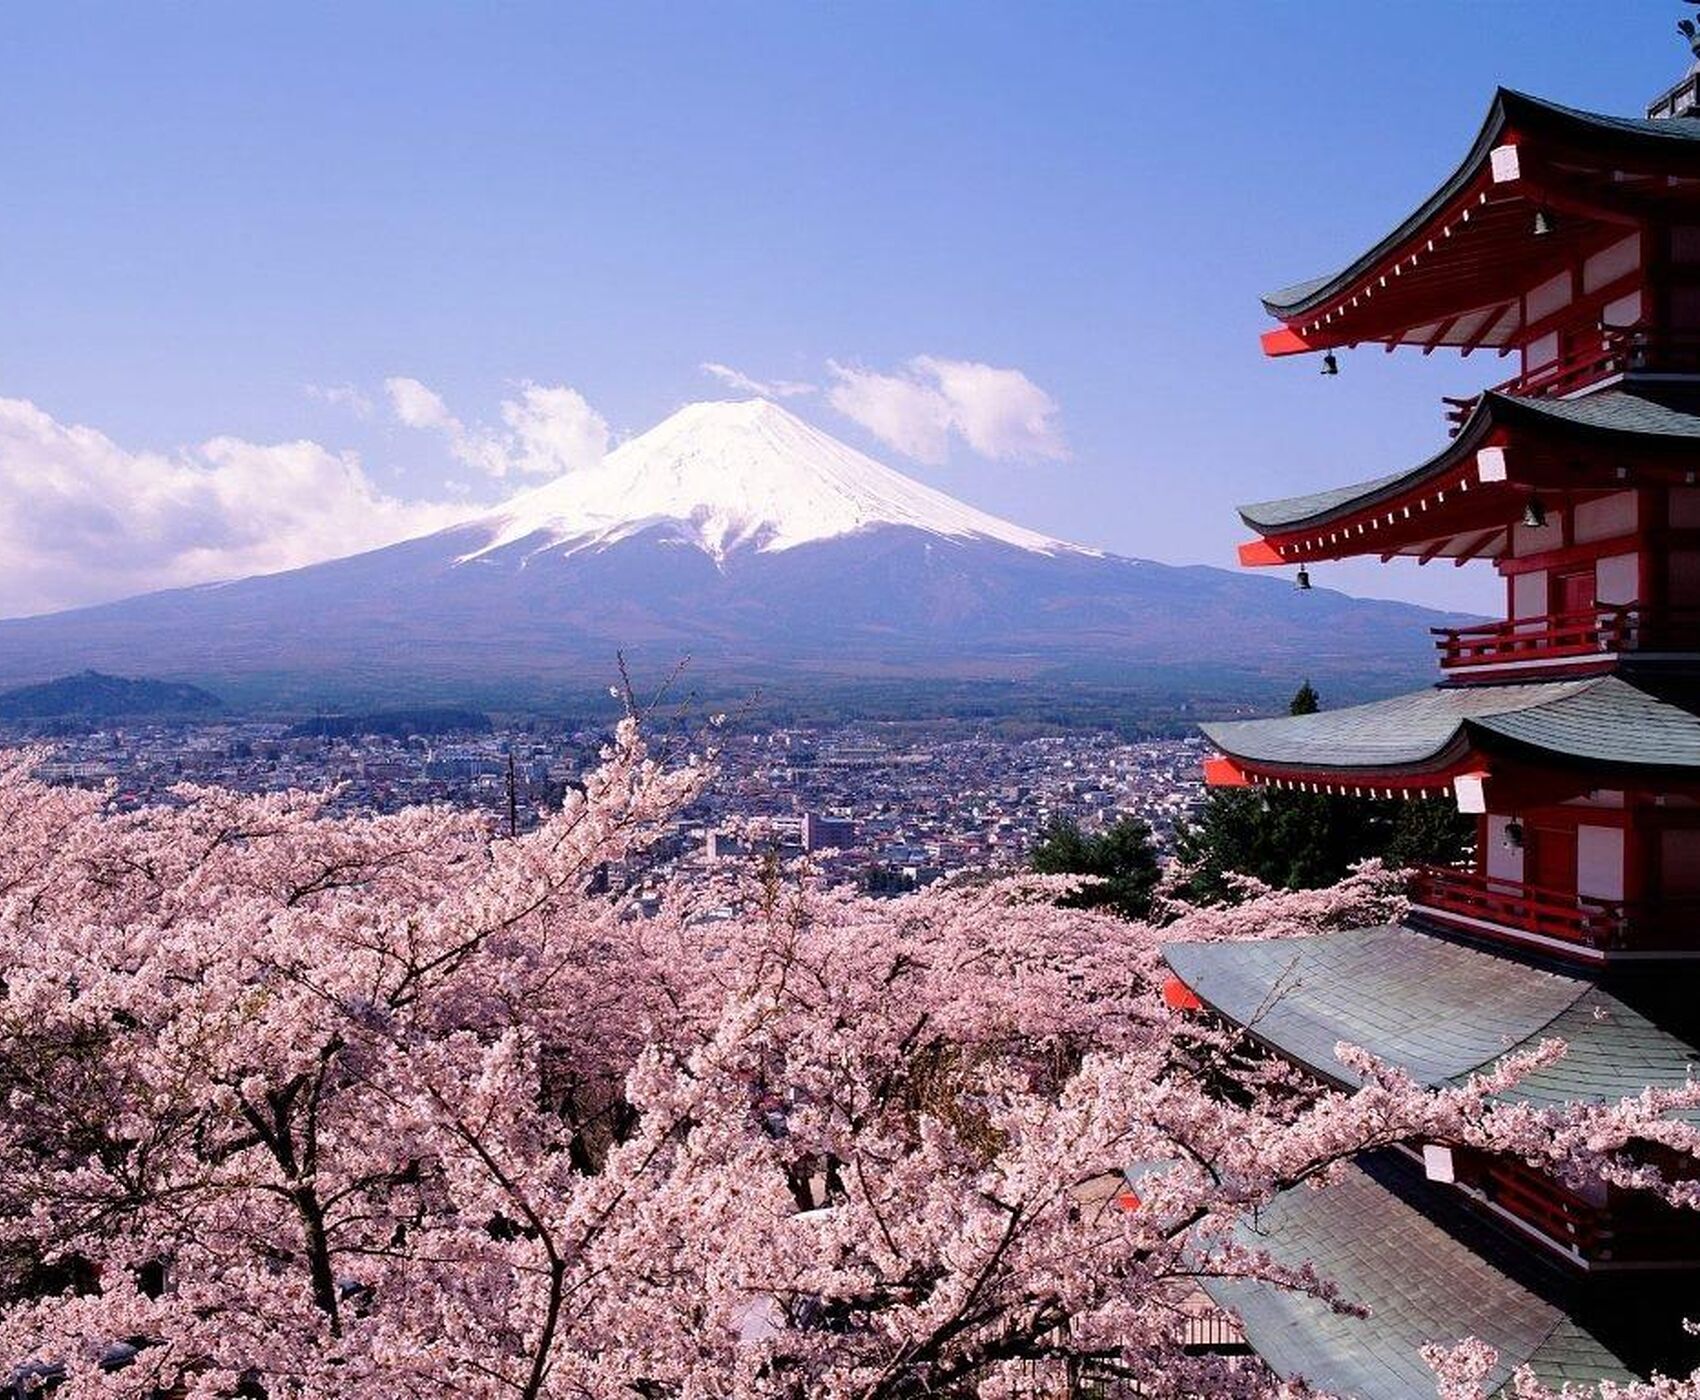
[1200,1156,1636,1399]
[1200,676,1700,782]
[1230,389,1700,564]
[1161,923,1700,1111]
[1240,389,1700,535]
[1262,90,1700,353]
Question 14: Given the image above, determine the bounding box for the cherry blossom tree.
[1,725,1699,1398]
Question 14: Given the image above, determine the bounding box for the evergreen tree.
[1174,681,1474,903]
[1028,813,1161,921]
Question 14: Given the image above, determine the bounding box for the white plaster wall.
[1512,515,1564,556]
[1526,271,1572,324]
[1525,330,1560,370]
[1576,825,1625,900]
[1604,290,1643,329]
[1512,571,1549,619]
[1595,552,1639,606]
[1573,492,1637,543]
[1486,816,1526,884]
[1584,234,1640,293]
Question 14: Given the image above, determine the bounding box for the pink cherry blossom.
[0,730,1697,1398]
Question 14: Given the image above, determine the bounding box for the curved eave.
[1198,1157,1637,1399]
[1260,89,1700,354]
[1200,678,1700,789]
[1201,751,1477,797]
[1236,389,1700,565]
[1162,923,1700,1110]
[1237,401,1495,537]
[1263,88,1521,317]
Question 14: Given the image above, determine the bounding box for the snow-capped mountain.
[0,399,1463,704]
[467,398,1085,563]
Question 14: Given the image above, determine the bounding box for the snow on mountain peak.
[465,398,1088,563]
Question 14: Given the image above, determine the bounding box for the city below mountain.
[0,400,1463,711]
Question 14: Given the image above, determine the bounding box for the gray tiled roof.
[1264,89,1700,316]
[1238,390,1700,533]
[1161,924,1700,1110]
[1239,471,1416,532]
[1200,1161,1636,1399]
[1510,388,1700,438]
[1200,676,1700,775]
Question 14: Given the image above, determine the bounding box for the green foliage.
[1175,680,1474,904]
[1028,814,1161,921]
[1383,796,1474,868]
[861,864,918,896]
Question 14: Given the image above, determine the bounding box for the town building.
[1167,51,1700,1397]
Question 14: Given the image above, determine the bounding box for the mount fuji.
[0,399,1458,706]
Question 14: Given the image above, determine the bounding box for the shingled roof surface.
[1200,1157,1636,1398]
[1161,923,1700,1111]
[1237,390,1700,533]
[1199,676,1700,774]
[1263,90,1700,317]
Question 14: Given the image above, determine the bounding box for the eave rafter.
[1238,396,1700,567]
[1453,527,1506,566]
[1261,93,1700,359]
[1201,753,1466,800]
[1205,743,1699,811]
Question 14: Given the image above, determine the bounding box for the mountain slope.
[0,671,222,719]
[0,400,1464,704]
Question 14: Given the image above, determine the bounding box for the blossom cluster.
[0,730,1695,1399]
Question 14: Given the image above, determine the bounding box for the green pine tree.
[1029,814,1161,921]
[1174,681,1473,904]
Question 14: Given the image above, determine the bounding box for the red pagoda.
[1165,52,1700,1399]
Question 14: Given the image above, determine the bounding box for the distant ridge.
[0,401,1470,705]
[0,671,223,720]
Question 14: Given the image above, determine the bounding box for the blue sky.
[0,2,1684,616]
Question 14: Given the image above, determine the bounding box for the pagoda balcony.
[1431,604,1700,677]
[1407,865,1700,958]
[1408,865,1621,953]
[1444,329,1700,435]
[1464,1151,1700,1266]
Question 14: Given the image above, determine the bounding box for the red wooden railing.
[1478,1155,1606,1256]
[1444,329,1700,433]
[1410,865,1700,953]
[1476,1154,1700,1263]
[1408,865,1623,949]
[1430,604,1700,670]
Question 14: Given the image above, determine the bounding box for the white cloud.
[305,382,375,417]
[826,356,1067,464]
[700,362,817,400]
[386,376,609,479]
[385,376,458,432]
[0,396,472,618]
[825,361,954,464]
[499,384,610,477]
